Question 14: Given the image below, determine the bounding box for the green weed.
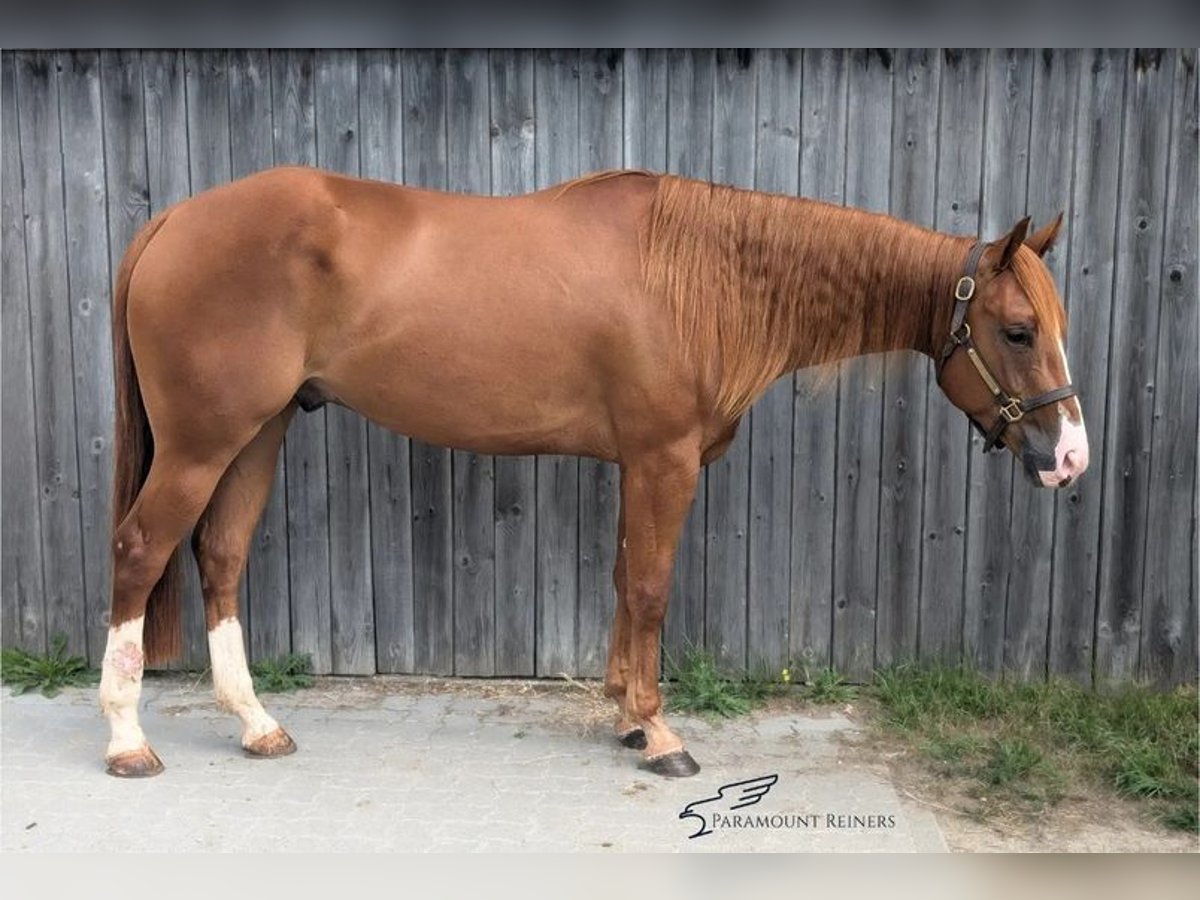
[250,653,314,694]
[0,634,98,698]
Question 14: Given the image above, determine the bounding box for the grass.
[0,634,98,698]
[872,665,1198,832]
[250,653,314,694]
[664,647,856,717]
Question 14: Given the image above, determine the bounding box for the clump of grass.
[807,666,857,704]
[664,647,778,718]
[250,653,313,694]
[871,665,1198,832]
[0,634,98,698]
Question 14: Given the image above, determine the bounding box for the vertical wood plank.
[747,49,799,674]
[100,50,152,661]
[1141,49,1198,687]
[1095,50,1174,684]
[15,51,88,658]
[181,49,232,668]
[575,49,623,678]
[314,50,375,675]
[791,48,846,675]
[359,49,415,674]
[661,48,713,666]
[402,49,455,675]
[488,49,537,675]
[228,49,290,663]
[1,52,47,653]
[1050,49,1127,683]
[447,49,495,676]
[270,49,333,674]
[966,49,1033,676]
[705,49,757,671]
[877,48,940,669]
[57,50,114,664]
[834,49,892,681]
[533,49,581,677]
[1005,49,1080,680]
[919,48,985,666]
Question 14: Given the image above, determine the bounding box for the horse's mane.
[641,175,1066,418]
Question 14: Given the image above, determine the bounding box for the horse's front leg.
[615,442,701,777]
[605,493,647,750]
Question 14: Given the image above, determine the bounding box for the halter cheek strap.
[936,242,1078,453]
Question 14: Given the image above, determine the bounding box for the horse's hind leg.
[191,406,297,758]
[102,451,236,777]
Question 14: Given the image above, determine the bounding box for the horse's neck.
[777,200,971,369]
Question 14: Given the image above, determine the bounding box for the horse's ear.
[993,216,1031,272]
[1024,212,1064,257]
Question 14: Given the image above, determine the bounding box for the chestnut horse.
[99,168,1088,778]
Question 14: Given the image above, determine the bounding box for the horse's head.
[936,215,1088,488]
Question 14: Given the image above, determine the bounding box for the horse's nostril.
[1058,475,1073,488]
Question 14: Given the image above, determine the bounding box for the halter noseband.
[936,242,1078,453]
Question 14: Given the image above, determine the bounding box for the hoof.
[641,749,701,778]
[244,726,297,759]
[106,745,165,778]
[617,727,647,750]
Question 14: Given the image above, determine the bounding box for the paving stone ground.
[1,676,945,852]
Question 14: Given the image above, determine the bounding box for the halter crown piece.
[936,242,1078,453]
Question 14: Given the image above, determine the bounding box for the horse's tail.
[111,210,182,665]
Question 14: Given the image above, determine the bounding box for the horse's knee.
[626,578,669,624]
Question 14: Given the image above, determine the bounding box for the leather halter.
[936,242,1078,453]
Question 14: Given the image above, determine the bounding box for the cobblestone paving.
[2,678,945,852]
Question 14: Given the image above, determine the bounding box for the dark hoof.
[244,726,297,759]
[106,745,165,778]
[642,749,701,778]
[617,728,647,750]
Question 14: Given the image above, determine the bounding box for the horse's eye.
[1004,328,1033,348]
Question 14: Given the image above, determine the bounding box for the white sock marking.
[208,617,279,744]
[99,616,147,758]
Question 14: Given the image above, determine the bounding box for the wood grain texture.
[488,49,538,675]
[57,51,114,664]
[791,48,846,674]
[1095,50,1174,685]
[315,49,375,675]
[534,50,582,677]
[575,49,624,678]
[660,48,712,667]
[271,49,334,674]
[1140,49,1198,687]
[747,49,799,673]
[918,49,985,666]
[1005,49,1080,680]
[359,50,416,675]
[1049,49,1127,684]
[447,50,495,677]
[228,49,291,664]
[965,49,1033,676]
[401,49,454,675]
[3,50,1194,686]
[834,49,892,681]
[15,51,88,659]
[877,48,940,670]
[705,48,757,671]
[1,52,47,653]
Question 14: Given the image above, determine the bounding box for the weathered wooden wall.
[2,49,1195,686]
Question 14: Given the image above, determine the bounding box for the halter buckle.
[954,276,976,302]
[950,321,972,346]
[999,398,1024,423]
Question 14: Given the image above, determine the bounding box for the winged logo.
[678,774,779,839]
